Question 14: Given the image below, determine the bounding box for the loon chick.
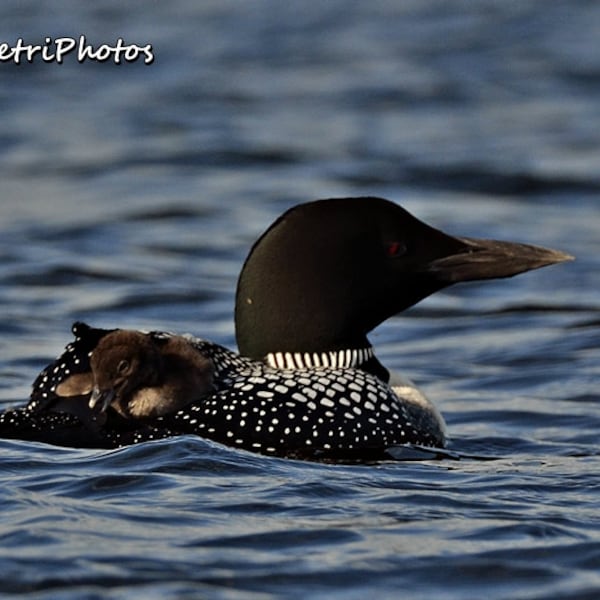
[88,330,215,419]
[236,197,572,380]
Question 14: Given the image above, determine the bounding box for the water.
[0,1,599,598]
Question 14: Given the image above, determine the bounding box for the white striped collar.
[265,347,374,370]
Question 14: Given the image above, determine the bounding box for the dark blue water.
[1,2,599,598]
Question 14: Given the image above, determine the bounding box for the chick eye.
[385,241,407,258]
[117,359,130,374]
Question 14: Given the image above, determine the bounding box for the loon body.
[0,197,572,460]
[0,322,444,459]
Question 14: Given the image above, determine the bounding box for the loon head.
[89,330,163,417]
[235,197,572,367]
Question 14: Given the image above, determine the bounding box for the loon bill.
[0,197,572,460]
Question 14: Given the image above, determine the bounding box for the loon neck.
[266,347,373,370]
[265,347,389,382]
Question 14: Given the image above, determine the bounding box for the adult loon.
[0,197,572,460]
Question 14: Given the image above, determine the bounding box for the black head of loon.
[235,197,572,376]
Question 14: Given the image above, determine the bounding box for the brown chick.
[88,330,214,419]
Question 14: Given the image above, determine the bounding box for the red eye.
[386,241,406,258]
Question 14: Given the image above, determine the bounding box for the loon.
[87,330,215,419]
[0,197,572,460]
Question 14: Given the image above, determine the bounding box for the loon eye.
[117,359,130,374]
[385,241,407,258]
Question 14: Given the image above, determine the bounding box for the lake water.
[0,1,599,598]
